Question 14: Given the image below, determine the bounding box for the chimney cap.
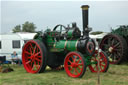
[81,5,89,10]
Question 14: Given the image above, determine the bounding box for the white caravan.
[0,32,36,61]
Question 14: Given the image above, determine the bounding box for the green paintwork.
[50,40,78,52]
[33,28,95,67]
[66,40,77,51]
[67,30,73,38]
[111,25,128,37]
[82,54,97,66]
[54,40,65,49]
[111,25,128,43]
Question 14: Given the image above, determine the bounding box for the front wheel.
[64,51,86,78]
[88,50,109,73]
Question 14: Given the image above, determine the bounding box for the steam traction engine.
[100,25,128,64]
[22,5,109,78]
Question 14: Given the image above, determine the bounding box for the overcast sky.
[1,0,128,33]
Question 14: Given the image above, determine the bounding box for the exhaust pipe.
[81,5,91,37]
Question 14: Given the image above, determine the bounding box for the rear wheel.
[88,51,109,72]
[100,34,128,64]
[64,52,86,78]
[22,40,47,73]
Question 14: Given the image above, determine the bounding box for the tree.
[22,21,36,33]
[12,25,22,33]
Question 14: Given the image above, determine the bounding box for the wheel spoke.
[69,67,73,71]
[111,38,115,46]
[68,65,72,67]
[26,56,31,60]
[100,66,102,71]
[93,65,97,70]
[113,53,116,61]
[100,60,104,63]
[34,61,39,70]
[75,68,79,74]
[26,60,31,64]
[76,59,81,63]
[78,63,83,66]
[108,38,112,46]
[71,55,74,61]
[34,52,41,57]
[112,53,115,62]
[25,51,32,55]
[30,61,33,67]
[78,66,82,71]
[109,54,112,58]
[114,48,121,52]
[29,43,34,53]
[73,68,76,75]
[33,45,37,54]
[31,64,35,71]
[68,60,72,64]
[114,42,120,48]
[117,52,121,57]
[114,52,119,60]
[37,56,42,58]
[73,56,77,62]
[103,43,109,47]
[100,63,105,67]
[96,65,98,71]
[35,58,41,62]
[36,47,39,53]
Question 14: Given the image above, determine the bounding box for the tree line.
[12,21,104,35]
[12,21,36,33]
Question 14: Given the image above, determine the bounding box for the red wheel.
[64,52,86,78]
[22,40,47,73]
[88,51,109,72]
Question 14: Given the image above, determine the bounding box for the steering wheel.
[53,24,67,34]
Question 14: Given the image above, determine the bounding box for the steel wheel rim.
[64,52,84,78]
[100,35,123,64]
[22,40,42,73]
[89,51,108,72]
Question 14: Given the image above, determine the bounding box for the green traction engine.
[100,25,128,64]
[22,5,109,78]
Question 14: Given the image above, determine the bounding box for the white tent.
[89,32,108,49]
[89,32,108,39]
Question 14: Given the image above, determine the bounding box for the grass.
[0,63,128,85]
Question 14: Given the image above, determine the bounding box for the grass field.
[0,63,128,85]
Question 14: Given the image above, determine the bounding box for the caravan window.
[0,41,1,49]
[12,40,20,48]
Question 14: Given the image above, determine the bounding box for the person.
[11,51,21,66]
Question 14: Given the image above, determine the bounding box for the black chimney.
[81,5,90,37]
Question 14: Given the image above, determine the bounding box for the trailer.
[0,32,36,60]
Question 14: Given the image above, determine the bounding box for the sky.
[1,0,128,33]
